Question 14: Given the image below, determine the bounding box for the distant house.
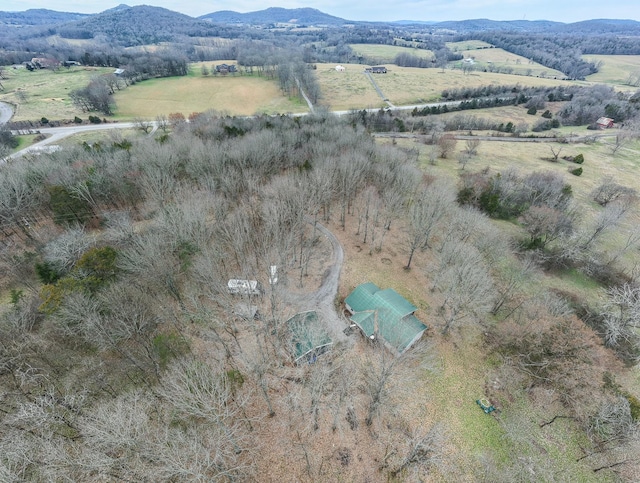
[286,311,332,364]
[335,65,346,72]
[596,117,614,129]
[345,282,427,355]
[369,66,387,74]
[462,58,475,65]
[113,68,125,76]
[62,61,81,67]
[216,63,238,74]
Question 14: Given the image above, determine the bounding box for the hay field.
[349,43,434,63]
[371,67,574,106]
[112,66,306,119]
[0,65,113,121]
[447,40,493,51]
[584,54,640,86]
[456,47,566,78]
[315,63,386,110]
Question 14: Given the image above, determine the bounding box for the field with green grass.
[447,40,493,51]
[455,47,566,78]
[0,65,113,122]
[112,64,306,119]
[372,66,574,106]
[349,43,434,63]
[584,54,640,87]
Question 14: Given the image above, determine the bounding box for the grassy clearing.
[0,65,113,122]
[456,47,566,78]
[447,40,493,51]
[349,43,434,63]
[315,63,385,110]
[112,64,306,119]
[583,54,640,87]
[371,67,575,106]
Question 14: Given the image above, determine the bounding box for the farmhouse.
[345,282,427,355]
[286,311,332,364]
[596,117,614,129]
[335,65,346,72]
[367,66,387,74]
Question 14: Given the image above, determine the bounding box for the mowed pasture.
[0,65,113,121]
[111,62,306,118]
[371,67,575,106]
[584,54,640,87]
[315,63,387,110]
[456,47,566,78]
[349,43,434,63]
[446,40,493,51]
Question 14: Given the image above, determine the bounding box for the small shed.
[113,68,125,76]
[596,117,614,129]
[286,311,332,364]
[345,282,427,355]
[335,65,346,72]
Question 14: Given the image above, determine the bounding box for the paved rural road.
[6,122,138,161]
[0,101,13,125]
[286,219,349,343]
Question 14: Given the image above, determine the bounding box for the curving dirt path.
[285,219,349,343]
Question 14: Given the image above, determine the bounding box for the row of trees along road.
[0,111,639,480]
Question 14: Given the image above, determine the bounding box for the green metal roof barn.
[345,283,427,355]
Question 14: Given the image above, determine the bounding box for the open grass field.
[447,40,493,51]
[315,63,387,110]
[584,54,640,87]
[349,43,434,63]
[372,67,575,106]
[112,69,306,119]
[0,65,113,121]
[455,47,566,78]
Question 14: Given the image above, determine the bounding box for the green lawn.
[112,65,306,119]
[0,65,113,121]
[584,54,640,88]
[349,43,434,63]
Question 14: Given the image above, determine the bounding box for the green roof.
[345,283,427,354]
[286,311,332,363]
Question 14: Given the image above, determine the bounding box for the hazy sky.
[3,0,639,23]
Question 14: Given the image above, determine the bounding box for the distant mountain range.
[199,7,349,26]
[0,8,89,27]
[1,4,640,36]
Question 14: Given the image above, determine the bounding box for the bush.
[40,117,49,124]
[570,167,583,176]
[573,153,584,164]
[48,185,94,226]
[527,106,537,115]
[73,116,83,124]
[541,110,553,119]
[88,115,102,124]
[35,261,63,284]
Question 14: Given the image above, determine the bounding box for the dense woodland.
[2,5,640,481]
[1,108,640,480]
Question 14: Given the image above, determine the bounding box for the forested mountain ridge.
[0,9,89,27]
[199,7,350,26]
[54,5,224,45]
